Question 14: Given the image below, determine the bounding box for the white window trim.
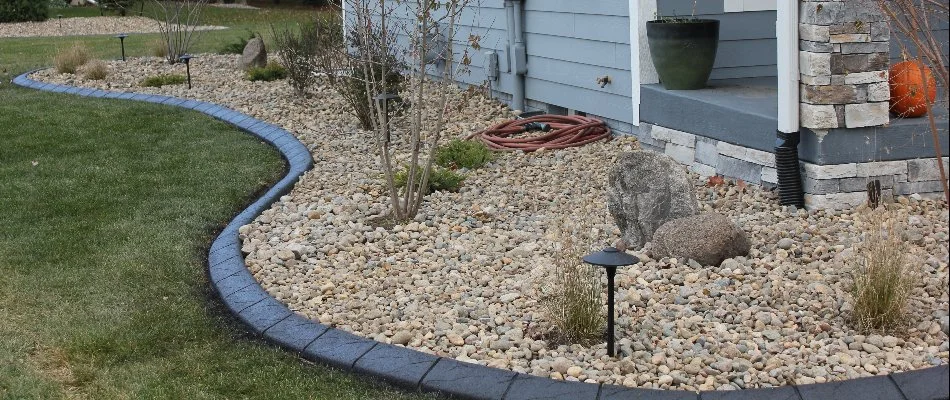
[724,0,776,13]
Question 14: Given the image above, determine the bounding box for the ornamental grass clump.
[54,43,91,74]
[850,208,917,333]
[538,230,604,345]
[434,139,495,170]
[81,60,108,80]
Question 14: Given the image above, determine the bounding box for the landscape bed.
[30,54,950,392]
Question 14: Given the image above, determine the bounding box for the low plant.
[219,30,255,55]
[434,139,495,169]
[271,19,322,94]
[247,61,287,82]
[0,0,48,23]
[849,208,917,333]
[392,164,464,195]
[149,38,169,59]
[54,43,91,74]
[537,229,604,345]
[141,74,187,87]
[81,60,109,80]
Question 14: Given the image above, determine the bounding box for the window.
[723,0,776,13]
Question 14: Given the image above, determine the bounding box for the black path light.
[178,54,194,89]
[583,246,639,357]
[373,92,401,143]
[114,33,128,61]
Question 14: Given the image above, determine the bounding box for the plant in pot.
[646,1,720,90]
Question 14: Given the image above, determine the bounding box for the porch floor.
[641,77,948,164]
[640,77,779,153]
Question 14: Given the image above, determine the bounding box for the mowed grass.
[0,3,323,79]
[0,7,438,397]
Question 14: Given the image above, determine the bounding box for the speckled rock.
[650,212,751,266]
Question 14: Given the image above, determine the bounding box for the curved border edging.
[11,71,948,400]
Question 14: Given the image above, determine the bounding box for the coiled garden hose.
[467,114,611,151]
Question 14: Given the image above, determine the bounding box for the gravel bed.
[31,55,950,391]
[0,16,225,38]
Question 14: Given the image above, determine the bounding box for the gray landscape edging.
[12,71,949,400]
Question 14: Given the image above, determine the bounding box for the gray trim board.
[12,70,948,400]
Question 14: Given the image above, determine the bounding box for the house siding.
[351,0,635,132]
[657,0,778,79]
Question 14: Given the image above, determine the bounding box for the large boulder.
[650,212,751,266]
[607,152,698,249]
[239,37,267,70]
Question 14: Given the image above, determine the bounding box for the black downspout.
[775,131,805,208]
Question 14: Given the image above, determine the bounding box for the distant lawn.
[0,77,432,399]
[0,3,324,79]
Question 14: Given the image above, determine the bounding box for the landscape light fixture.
[57,14,63,30]
[373,92,401,143]
[583,247,639,357]
[178,54,194,89]
[114,33,128,61]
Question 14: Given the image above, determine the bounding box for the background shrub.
[81,60,108,80]
[434,139,495,169]
[219,30,256,55]
[392,164,464,195]
[48,0,68,9]
[141,74,187,87]
[54,44,90,74]
[1,0,49,23]
[271,16,328,95]
[247,62,287,82]
[274,12,405,129]
[850,209,917,333]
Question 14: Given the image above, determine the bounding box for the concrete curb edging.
[12,71,949,400]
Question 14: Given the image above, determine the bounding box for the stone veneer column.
[799,0,890,131]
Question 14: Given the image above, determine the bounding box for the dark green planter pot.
[646,19,720,90]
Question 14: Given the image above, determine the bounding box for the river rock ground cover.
[32,54,950,391]
[0,16,225,38]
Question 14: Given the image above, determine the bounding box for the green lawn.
[0,5,437,400]
[0,3,321,79]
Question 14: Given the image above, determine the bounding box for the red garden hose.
[466,114,611,151]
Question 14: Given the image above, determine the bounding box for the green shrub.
[219,30,255,55]
[850,209,916,333]
[0,0,48,23]
[247,62,288,82]
[141,74,187,87]
[48,0,68,9]
[82,60,108,80]
[53,44,90,74]
[392,164,464,195]
[434,139,495,169]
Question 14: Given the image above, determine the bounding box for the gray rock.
[239,37,267,70]
[606,152,698,249]
[650,213,752,266]
[777,238,794,250]
[392,331,413,345]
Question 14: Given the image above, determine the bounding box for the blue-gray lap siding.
[353,1,778,133]
[657,0,778,79]
[356,0,635,132]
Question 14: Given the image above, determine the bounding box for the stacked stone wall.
[799,0,891,130]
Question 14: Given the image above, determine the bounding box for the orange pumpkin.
[889,60,937,118]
